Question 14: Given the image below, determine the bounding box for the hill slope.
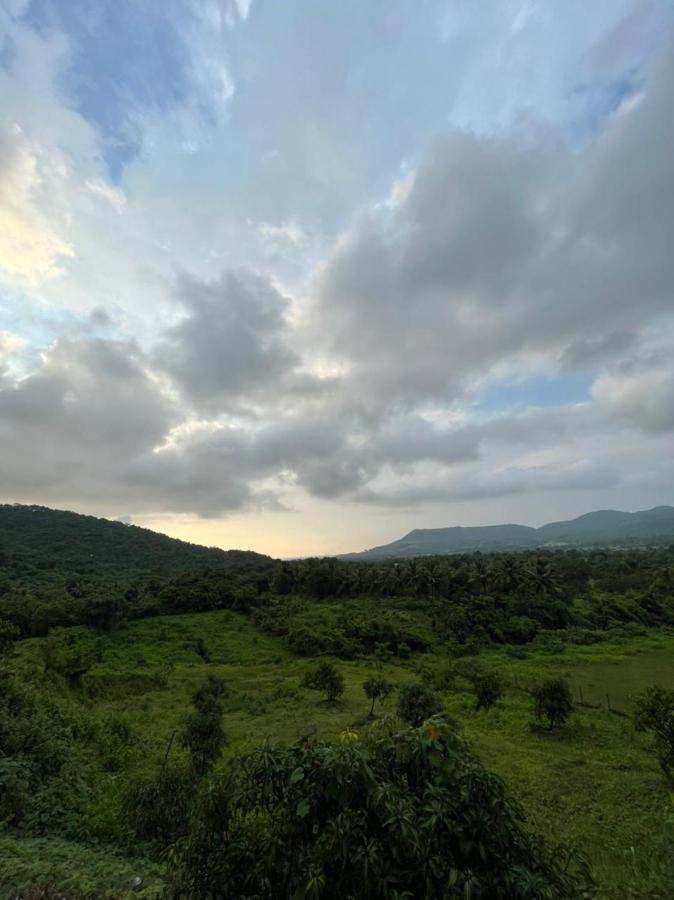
[0,504,272,575]
[341,506,674,560]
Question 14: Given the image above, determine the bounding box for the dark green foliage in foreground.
[362,675,393,716]
[302,662,345,702]
[634,685,674,784]
[169,719,592,899]
[180,675,226,776]
[473,671,505,711]
[123,764,195,849]
[532,678,574,731]
[0,659,123,837]
[397,683,443,726]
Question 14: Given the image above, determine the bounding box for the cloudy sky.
[1,0,674,557]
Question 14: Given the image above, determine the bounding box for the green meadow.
[8,611,674,898]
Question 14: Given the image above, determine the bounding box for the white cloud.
[592,361,674,433]
[0,124,73,283]
[257,219,307,247]
[85,179,126,212]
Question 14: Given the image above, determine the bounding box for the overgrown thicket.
[0,627,135,843]
[252,548,674,658]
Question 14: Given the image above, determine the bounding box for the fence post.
[606,692,611,712]
[579,685,584,705]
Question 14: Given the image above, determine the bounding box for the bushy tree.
[397,683,442,726]
[180,675,226,776]
[170,719,592,898]
[362,675,393,716]
[634,685,674,784]
[82,595,126,633]
[473,672,504,711]
[302,662,344,702]
[532,678,573,730]
[124,764,194,847]
[0,618,19,659]
[39,632,98,687]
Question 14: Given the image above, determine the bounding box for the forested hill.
[0,504,272,576]
[342,505,674,560]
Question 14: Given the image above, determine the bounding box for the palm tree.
[494,556,525,595]
[527,557,560,595]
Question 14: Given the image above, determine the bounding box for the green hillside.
[0,504,272,576]
[343,506,674,559]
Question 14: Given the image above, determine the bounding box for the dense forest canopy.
[0,504,271,576]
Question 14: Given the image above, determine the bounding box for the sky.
[1,0,674,558]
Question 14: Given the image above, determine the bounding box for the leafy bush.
[532,678,574,731]
[473,672,504,711]
[419,661,456,691]
[634,685,674,784]
[169,720,592,898]
[180,675,226,776]
[302,662,344,702]
[397,683,442,726]
[123,765,195,847]
[502,616,539,644]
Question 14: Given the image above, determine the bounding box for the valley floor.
[5,612,674,898]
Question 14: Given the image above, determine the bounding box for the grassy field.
[11,613,674,899]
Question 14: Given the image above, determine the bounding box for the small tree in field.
[180,674,226,776]
[634,685,674,784]
[473,671,504,711]
[532,678,573,730]
[303,662,344,702]
[362,675,393,716]
[397,683,442,726]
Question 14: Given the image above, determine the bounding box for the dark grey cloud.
[356,460,620,508]
[157,269,299,411]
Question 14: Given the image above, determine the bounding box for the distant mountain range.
[340,506,674,560]
[0,504,272,575]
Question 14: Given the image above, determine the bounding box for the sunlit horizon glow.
[1,1,674,557]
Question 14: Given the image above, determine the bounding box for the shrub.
[362,676,393,716]
[195,638,210,661]
[40,632,98,688]
[473,672,504,711]
[453,657,486,684]
[123,765,194,847]
[180,675,226,776]
[302,662,344,702]
[419,661,456,691]
[634,685,674,784]
[397,683,442,726]
[169,720,592,898]
[532,678,573,730]
[502,616,539,644]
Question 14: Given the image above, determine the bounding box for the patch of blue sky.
[475,372,593,414]
[566,74,641,145]
[21,0,192,180]
[0,288,109,349]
